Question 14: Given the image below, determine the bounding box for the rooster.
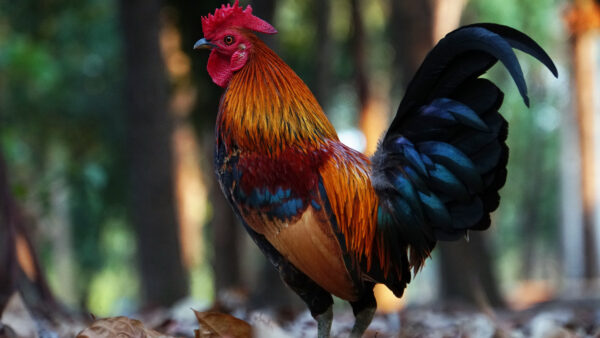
[195,1,557,337]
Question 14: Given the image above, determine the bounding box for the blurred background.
[0,0,599,322]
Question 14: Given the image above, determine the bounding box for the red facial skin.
[206,29,253,87]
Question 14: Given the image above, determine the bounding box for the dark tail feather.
[389,23,558,134]
[370,24,556,288]
[463,23,558,78]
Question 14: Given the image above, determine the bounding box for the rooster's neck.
[217,37,338,156]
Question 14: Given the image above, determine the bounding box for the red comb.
[202,0,277,38]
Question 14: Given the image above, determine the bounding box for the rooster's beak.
[194,38,217,50]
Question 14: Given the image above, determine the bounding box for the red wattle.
[207,50,233,88]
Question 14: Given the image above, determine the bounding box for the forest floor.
[243,299,600,337]
[1,292,599,337]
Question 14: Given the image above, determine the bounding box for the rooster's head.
[195,0,277,87]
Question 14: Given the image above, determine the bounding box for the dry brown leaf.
[193,310,252,338]
[76,316,172,338]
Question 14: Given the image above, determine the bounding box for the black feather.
[368,24,556,291]
[463,23,558,77]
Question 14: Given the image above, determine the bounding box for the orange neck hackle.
[217,35,338,155]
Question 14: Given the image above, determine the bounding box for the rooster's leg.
[279,262,334,338]
[349,287,376,338]
[315,306,333,338]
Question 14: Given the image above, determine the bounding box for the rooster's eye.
[224,35,235,45]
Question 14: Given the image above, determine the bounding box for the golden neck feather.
[217,35,338,155]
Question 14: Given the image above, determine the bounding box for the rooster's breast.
[216,143,362,301]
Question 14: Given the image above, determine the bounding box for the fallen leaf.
[76,316,172,338]
[193,310,252,338]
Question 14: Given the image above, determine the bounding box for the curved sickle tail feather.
[369,24,557,296]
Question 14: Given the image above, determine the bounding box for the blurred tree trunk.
[565,0,600,283]
[351,0,368,111]
[574,22,599,281]
[520,130,543,279]
[560,76,586,292]
[120,0,188,307]
[313,0,332,107]
[165,0,223,129]
[391,0,503,307]
[351,0,388,155]
[0,152,57,313]
[438,233,503,306]
[0,153,17,310]
[391,0,436,87]
[391,0,464,87]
